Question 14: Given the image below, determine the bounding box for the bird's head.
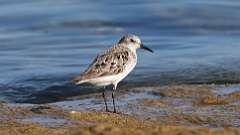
[118,34,153,53]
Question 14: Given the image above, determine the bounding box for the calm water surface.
[1,0,240,103]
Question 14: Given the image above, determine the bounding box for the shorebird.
[74,34,153,113]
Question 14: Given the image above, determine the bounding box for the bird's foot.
[105,109,121,114]
[106,109,110,112]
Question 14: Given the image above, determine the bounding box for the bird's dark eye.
[130,39,135,42]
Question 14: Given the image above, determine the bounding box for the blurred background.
[1,0,240,103]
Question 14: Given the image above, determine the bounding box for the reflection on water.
[1,0,240,103]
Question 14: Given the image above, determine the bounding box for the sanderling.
[74,34,153,113]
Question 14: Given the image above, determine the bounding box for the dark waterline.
[1,0,240,103]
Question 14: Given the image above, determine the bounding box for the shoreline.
[1,84,240,135]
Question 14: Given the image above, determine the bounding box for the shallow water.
[52,92,160,112]
[1,0,240,103]
[22,116,68,127]
[51,85,240,127]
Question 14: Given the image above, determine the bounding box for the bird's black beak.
[140,43,153,53]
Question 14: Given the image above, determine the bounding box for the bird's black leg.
[112,85,117,113]
[102,87,109,112]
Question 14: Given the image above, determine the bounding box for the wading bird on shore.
[74,34,153,113]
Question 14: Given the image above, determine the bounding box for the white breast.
[112,58,137,86]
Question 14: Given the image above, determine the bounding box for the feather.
[74,44,135,83]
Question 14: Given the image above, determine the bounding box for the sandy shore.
[0,84,240,135]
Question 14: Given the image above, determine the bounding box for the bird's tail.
[73,75,88,85]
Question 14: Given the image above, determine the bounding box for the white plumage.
[74,34,153,113]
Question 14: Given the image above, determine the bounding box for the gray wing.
[77,48,130,81]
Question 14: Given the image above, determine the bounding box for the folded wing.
[74,47,130,83]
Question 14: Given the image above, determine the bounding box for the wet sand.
[0,84,240,135]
